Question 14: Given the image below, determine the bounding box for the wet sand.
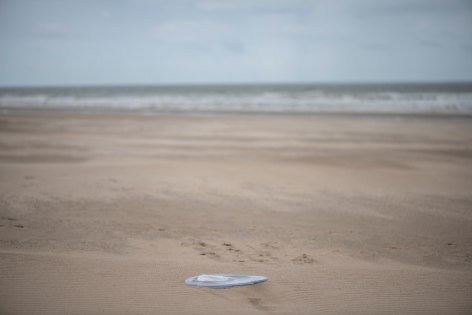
[1,112,472,314]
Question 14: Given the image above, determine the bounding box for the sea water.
[1,83,471,114]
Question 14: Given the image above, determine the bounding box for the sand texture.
[1,112,472,314]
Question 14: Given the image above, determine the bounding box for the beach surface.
[1,112,471,314]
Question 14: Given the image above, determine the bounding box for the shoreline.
[2,108,472,120]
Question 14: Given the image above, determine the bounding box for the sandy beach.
[0,112,471,314]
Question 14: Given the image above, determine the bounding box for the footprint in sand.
[248,298,270,311]
[261,241,279,250]
[182,239,283,263]
[221,243,246,262]
[222,242,241,253]
[1,217,17,221]
[292,253,316,264]
[245,244,279,263]
[0,217,24,228]
[181,239,221,259]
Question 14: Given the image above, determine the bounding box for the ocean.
[1,83,471,115]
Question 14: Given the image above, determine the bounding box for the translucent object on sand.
[185,274,268,289]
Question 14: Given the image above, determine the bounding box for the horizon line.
[1,80,472,89]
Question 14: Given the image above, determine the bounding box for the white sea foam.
[1,84,472,114]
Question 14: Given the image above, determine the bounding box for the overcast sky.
[0,0,471,86]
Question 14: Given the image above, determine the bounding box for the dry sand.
[0,112,471,314]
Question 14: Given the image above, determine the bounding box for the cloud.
[362,43,393,51]
[220,40,245,53]
[418,39,443,48]
[100,9,111,18]
[460,44,472,51]
[195,0,311,12]
[26,22,74,40]
[150,19,232,43]
[1,0,472,85]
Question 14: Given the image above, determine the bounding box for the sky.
[0,0,471,86]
